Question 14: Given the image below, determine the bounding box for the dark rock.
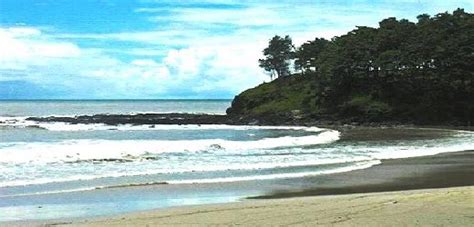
[27,113,235,126]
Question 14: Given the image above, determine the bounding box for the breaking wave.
[0,116,325,132]
[0,130,340,164]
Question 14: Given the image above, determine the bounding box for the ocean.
[0,100,473,221]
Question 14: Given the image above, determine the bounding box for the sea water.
[0,100,473,221]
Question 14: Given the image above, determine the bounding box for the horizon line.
[0,98,233,101]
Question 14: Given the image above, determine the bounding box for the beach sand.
[5,128,474,226]
[256,150,474,198]
[9,150,471,227]
[37,186,474,226]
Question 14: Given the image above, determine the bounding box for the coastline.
[38,186,474,226]
[7,148,474,226]
[253,150,474,199]
[2,4,472,226]
[21,112,474,130]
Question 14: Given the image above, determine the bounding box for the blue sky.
[0,0,472,99]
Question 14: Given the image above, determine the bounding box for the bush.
[341,95,392,121]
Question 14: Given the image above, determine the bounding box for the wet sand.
[8,149,472,226]
[24,186,474,226]
[255,150,474,198]
[4,127,474,226]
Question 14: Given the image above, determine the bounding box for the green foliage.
[258,35,295,79]
[340,96,392,121]
[295,38,329,74]
[227,76,317,115]
[230,9,473,125]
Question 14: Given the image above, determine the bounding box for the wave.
[0,130,340,164]
[0,187,98,198]
[0,157,372,188]
[91,160,380,188]
[165,160,381,184]
[1,132,472,188]
[2,136,472,188]
[1,160,380,197]
[0,116,324,132]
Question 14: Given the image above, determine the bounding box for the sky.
[0,0,472,99]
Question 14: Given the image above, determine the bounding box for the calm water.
[0,100,473,221]
[0,99,231,116]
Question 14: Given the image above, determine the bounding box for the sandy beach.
[6,147,473,226]
[2,0,473,225]
[21,186,473,226]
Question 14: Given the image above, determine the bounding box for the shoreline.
[77,186,474,226]
[6,148,474,226]
[1,126,472,225]
[253,150,474,199]
[21,187,474,226]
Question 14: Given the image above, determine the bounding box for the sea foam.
[0,117,326,132]
[0,129,339,164]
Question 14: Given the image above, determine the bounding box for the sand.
[4,128,473,226]
[37,186,474,226]
[256,150,474,198]
[42,150,474,226]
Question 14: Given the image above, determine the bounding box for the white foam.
[0,187,97,198]
[0,117,115,131]
[1,134,472,188]
[168,160,381,184]
[39,124,326,132]
[1,160,381,191]
[0,115,325,132]
[371,142,474,160]
[0,156,370,187]
[1,123,472,191]
[0,130,340,164]
[0,117,327,132]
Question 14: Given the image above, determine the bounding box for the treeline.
[247,9,473,124]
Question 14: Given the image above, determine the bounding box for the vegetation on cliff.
[227,9,473,125]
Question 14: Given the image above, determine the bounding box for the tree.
[258,35,295,79]
[295,38,329,74]
[243,9,473,124]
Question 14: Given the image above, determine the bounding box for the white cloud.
[0,27,81,70]
[131,59,160,67]
[0,26,268,98]
[150,7,288,27]
[3,27,42,37]
[85,44,268,98]
[5,1,470,98]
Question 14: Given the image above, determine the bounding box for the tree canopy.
[294,38,329,74]
[258,35,295,79]
[238,9,473,125]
